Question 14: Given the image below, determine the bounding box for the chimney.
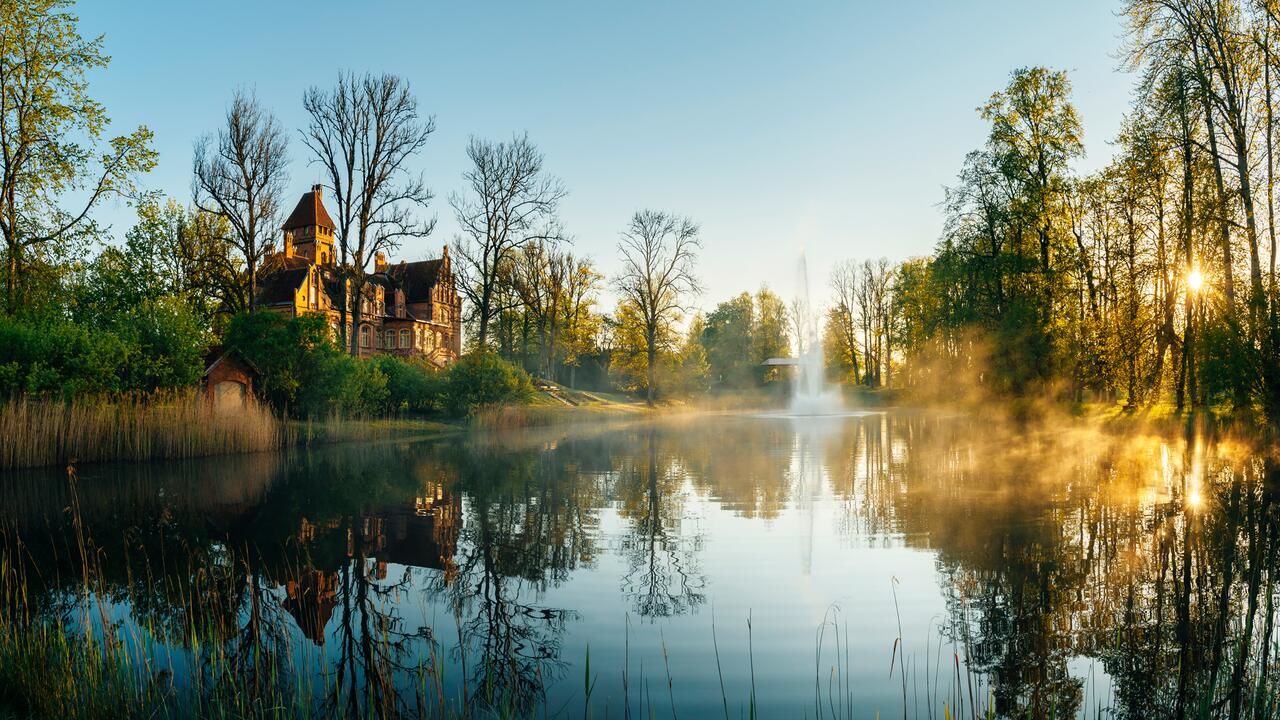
[283,229,294,258]
[375,251,387,273]
[442,244,449,259]
[312,183,323,199]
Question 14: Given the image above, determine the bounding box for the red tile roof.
[283,186,335,231]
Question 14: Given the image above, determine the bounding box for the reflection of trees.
[668,417,793,519]
[428,440,595,711]
[325,518,433,719]
[618,428,705,618]
[874,416,1280,720]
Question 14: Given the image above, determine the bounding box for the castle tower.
[282,184,336,265]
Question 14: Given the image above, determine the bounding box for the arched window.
[359,325,372,349]
[400,329,411,349]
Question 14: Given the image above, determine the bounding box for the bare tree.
[830,260,862,383]
[510,237,575,378]
[302,71,436,354]
[450,134,565,348]
[193,90,289,311]
[613,210,701,406]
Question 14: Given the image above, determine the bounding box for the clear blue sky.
[78,0,1133,310]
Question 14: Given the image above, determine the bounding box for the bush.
[370,354,445,414]
[0,315,129,398]
[444,351,534,416]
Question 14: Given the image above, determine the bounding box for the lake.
[0,410,1274,719]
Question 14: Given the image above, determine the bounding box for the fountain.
[788,255,844,416]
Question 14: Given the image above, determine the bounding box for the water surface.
[1,411,1273,718]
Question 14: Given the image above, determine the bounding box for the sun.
[1187,269,1204,293]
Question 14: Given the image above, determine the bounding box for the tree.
[752,286,791,383]
[560,256,603,388]
[829,261,863,383]
[123,198,241,327]
[701,292,754,390]
[193,90,289,311]
[0,0,156,314]
[980,67,1083,386]
[612,210,701,406]
[302,71,437,355]
[450,134,565,348]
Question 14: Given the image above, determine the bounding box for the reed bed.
[0,392,281,470]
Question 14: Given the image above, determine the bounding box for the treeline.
[825,1,1280,420]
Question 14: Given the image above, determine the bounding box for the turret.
[282,184,336,265]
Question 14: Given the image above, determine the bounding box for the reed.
[0,392,281,470]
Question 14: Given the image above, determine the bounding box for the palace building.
[257,185,463,367]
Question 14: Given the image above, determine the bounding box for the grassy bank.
[472,383,649,430]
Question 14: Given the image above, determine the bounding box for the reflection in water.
[1,415,1279,718]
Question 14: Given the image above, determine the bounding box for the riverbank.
[0,387,652,471]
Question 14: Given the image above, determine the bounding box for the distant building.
[257,185,463,367]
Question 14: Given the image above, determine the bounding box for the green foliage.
[444,351,534,416]
[0,315,128,398]
[114,296,207,390]
[369,354,445,414]
[0,0,156,313]
[702,293,755,389]
[699,286,791,391]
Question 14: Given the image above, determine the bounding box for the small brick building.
[202,347,258,412]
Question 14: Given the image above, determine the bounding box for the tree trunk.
[646,324,657,407]
[4,244,15,315]
[350,275,364,358]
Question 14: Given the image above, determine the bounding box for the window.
[385,330,396,350]
[359,325,372,349]
[309,283,317,308]
[400,329,411,349]
[375,330,382,349]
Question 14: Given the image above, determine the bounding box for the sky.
[76,0,1136,312]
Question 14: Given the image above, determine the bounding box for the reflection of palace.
[278,481,462,645]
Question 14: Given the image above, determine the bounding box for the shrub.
[0,315,129,398]
[444,351,533,416]
[370,354,445,414]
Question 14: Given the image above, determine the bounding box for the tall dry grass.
[0,392,281,470]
